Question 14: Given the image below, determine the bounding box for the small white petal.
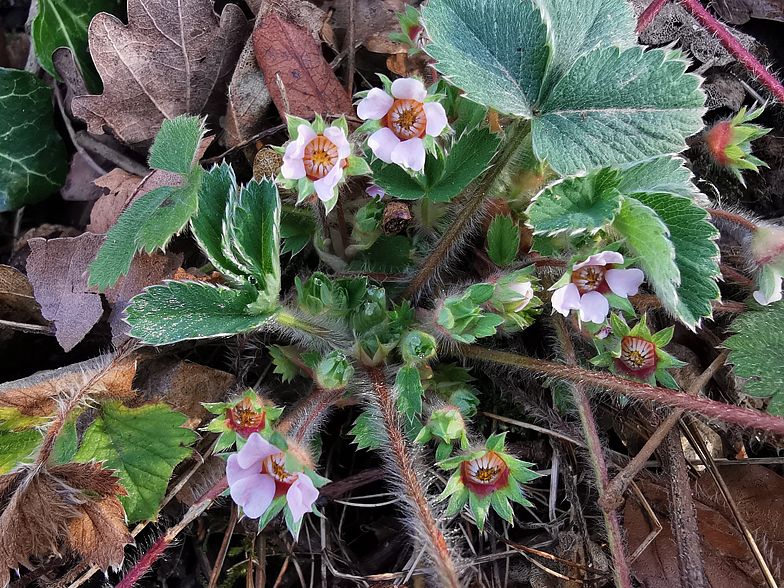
[578,291,610,324]
[605,268,644,297]
[753,290,771,305]
[368,127,400,164]
[281,125,317,179]
[280,155,306,180]
[323,126,351,159]
[423,102,447,136]
[391,77,427,101]
[314,165,343,201]
[551,283,581,317]
[236,432,279,470]
[391,137,426,172]
[573,251,624,271]
[357,88,394,120]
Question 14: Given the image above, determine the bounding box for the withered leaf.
[72,0,249,146]
[0,355,136,421]
[50,462,128,498]
[253,13,354,119]
[0,265,46,326]
[88,168,144,234]
[68,496,131,570]
[26,233,106,352]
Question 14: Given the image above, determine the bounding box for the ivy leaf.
[126,281,276,345]
[533,46,705,174]
[632,192,719,327]
[612,197,679,313]
[191,163,244,282]
[726,304,784,415]
[223,179,281,306]
[487,215,519,267]
[396,365,425,420]
[349,411,382,451]
[0,430,42,474]
[527,168,622,235]
[73,401,196,522]
[422,0,550,118]
[32,0,125,93]
[0,69,68,212]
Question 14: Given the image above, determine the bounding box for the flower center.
[226,397,265,433]
[303,135,338,180]
[571,265,610,295]
[465,452,506,485]
[263,452,297,484]
[620,336,656,371]
[387,99,427,140]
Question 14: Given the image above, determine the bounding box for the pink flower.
[226,433,318,522]
[357,78,447,172]
[508,281,535,312]
[281,124,350,202]
[551,251,644,324]
[614,336,658,380]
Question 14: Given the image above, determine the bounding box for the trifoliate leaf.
[0,69,67,212]
[533,46,704,175]
[633,192,719,327]
[0,429,41,474]
[726,304,784,416]
[615,156,699,199]
[191,163,244,283]
[422,0,550,118]
[32,0,125,92]
[74,401,196,522]
[126,281,275,345]
[527,168,622,235]
[396,365,425,420]
[487,215,519,267]
[612,197,679,313]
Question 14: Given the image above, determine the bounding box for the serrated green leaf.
[536,0,637,98]
[615,156,698,199]
[268,345,301,383]
[533,46,704,174]
[0,429,42,473]
[281,207,317,256]
[349,235,412,273]
[126,281,275,345]
[527,168,622,235]
[224,179,281,305]
[191,163,244,282]
[633,192,719,326]
[32,0,124,93]
[0,69,67,212]
[396,365,425,420]
[427,126,501,202]
[53,417,78,464]
[88,175,201,289]
[726,304,784,415]
[73,401,196,522]
[349,411,382,451]
[149,116,207,176]
[487,215,519,267]
[422,0,550,118]
[612,197,679,313]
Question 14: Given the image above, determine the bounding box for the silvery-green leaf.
[148,115,207,176]
[615,156,699,199]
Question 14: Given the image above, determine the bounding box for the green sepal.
[651,326,674,347]
[610,313,630,338]
[258,494,287,530]
[490,491,515,524]
[654,369,679,390]
[435,441,453,462]
[469,491,492,531]
[287,115,311,139]
[485,432,506,453]
[345,156,372,177]
[444,486,469,516]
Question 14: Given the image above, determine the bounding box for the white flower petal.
[573,251,624,271]
[391,77,427,101]
[423,102,447,136]
[551,283,581,317]
[578,291,610,324]
[754,272,783,305]
[323,126,351,159]
[605,268,644,297]
[314,165,343,202]
[281,125,317,180]
[357,88,394,120]
[391,137,426,172]
[368,127,400,164]
[236,433,280,469]
[280,155,306,180]
[232,473,276,519]
[286,473,319,522]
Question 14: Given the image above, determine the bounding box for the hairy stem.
[403,120,531,300]
[553,316,632,588]
[707,208,758,232]
[364,367,460,588]
[278,386,346,444]
[456,343,784,434]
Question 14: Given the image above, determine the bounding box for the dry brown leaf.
[315,0,409,49]
[71,0,249,146]
[61,154,105,202]
[253,13,354,119]
[0,265,46,326]
[0,356,136,421]
[223,40,273,148]
[87,169,144,234]
[26,233,106,352]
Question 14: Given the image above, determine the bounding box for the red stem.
[638,0,784,103]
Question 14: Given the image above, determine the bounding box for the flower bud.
[314,350,354,390]
[400,331,437,364]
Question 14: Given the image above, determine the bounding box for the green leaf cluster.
[436,284,504,343]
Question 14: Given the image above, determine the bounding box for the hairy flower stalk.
[365,367,460,588]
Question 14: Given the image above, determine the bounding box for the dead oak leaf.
[253,13,354,119]
[72,0,249,146]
